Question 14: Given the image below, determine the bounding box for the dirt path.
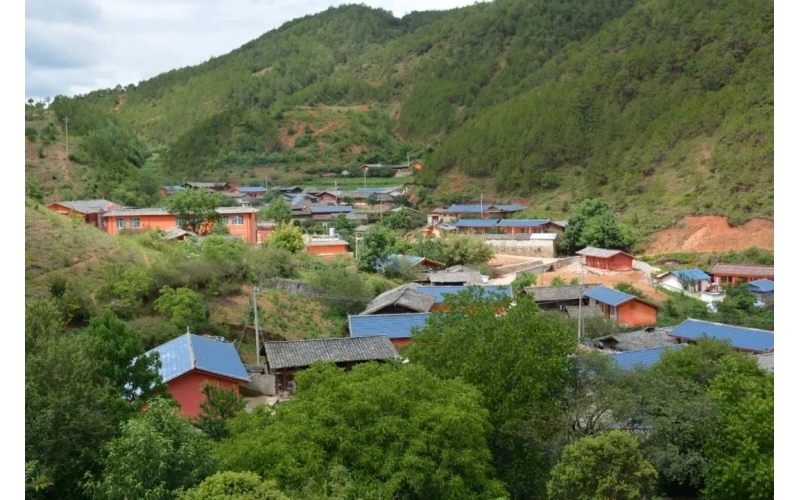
[646,215,773,255]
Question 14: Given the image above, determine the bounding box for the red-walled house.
[711,263,774,286]
[47,199,117,229]
[584,285,660,326]
[576,247,635,271]
[144,333,250,418]
[305,237,351,258]
[103,207,259,243]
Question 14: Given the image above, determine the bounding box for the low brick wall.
[484,239,556,258]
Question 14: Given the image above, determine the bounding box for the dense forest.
[25,0,773,232]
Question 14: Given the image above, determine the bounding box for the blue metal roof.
[145,333,250,383]
[610,345,685,370]
[748,279,774,293]
[311,205,352,214]
[348,313,432,339]
[237,186,267,193]
[496,219,549,227]
[162,185,185,191]
[446,205,490,213]
[498,204,525,211]
[454,219,499,227]
[355,188,386,194]
[669,319,774,353]
[416,285,512,304]
[584,286,635,307]
[673,268,712,281]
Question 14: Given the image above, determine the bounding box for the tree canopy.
[163,189,224,234]
[562,198,636,253]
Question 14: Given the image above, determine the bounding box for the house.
[274,185,303,195]
[262,336,399,393]
[668,318,774,354]
[748,279,774,306]
[523,284,601,311]
[304,237,351,259]
[47,199,118,229]
[348,312,432,348]
[144,333,250,417]
[594,327,679,351]
[162,227,197,241]
[711,263,774,285]
[544,220,568,233]
[656,268,712,294]
[415,285,512,311]
[103,207,259,243]
[608,345,686,370]
[360,283,436,315]
[295,205,353,221]
[454,219,500,234]
[583,285,660,326]
[576,247,635,271]
[496,219,550,235]
[184,181,232,192]
[424,266,485,286]
[158,185,186,197]
[378,255,446,273]
[431,204,524,222]
[232,186,268,197]
[256,221,277,243]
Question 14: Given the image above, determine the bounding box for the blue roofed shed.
[348,313,432,347]
[609,345,685,370]
[584,285,661,326]
[668,318,774,353]
[657,268,712,293]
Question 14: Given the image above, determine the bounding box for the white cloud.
[25,0,481,100]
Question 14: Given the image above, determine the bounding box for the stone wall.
[484,239,556,258]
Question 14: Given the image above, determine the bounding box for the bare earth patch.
[646,215,773,255]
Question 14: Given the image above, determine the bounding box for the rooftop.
[576,247,633,259]
[671,268,712,281]
[595,327,678,351]
[609,345,686,370]
[748,279,775,293]
[49,199,118,214]
[348,312,432,339]
[144,333,249,384]
[415,285,512,304]
[262,336,399,371]
[669,318,774,353]
[711,263,774,277]
[524,283,601,302]
[360,283,436,315]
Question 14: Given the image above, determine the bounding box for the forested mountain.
[29,0,773,230]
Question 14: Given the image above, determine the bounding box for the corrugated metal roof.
[416,285,512,304]
[497,204,525,211]
[672,268,712,281]
[669,318,774,353]
[711,263,774,277]
[748,279,774,293]
[609,345,686,370]
[576,247,632,258]
[584,286,635,306]
[446,205,493,213]
[145,333,249,383]
[310,206,352,214]
[236,186,267,193]
[348,313,432,339]
[263,336,399,371]
[496,219,549,227]
[454,219,499,227]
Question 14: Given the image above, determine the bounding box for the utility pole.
[363,166,369,188]
[578,259,585,340]
[253,287,261,365]
[480,193,484,218]
[63,116,70,160]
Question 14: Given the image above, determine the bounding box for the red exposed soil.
[645,216,774,255]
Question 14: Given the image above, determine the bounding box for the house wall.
[167,370,242,418]
[307,244,350,256]
[48,203,105,228]
[484,239,556,258]
[318,193,338,203]
[217,212,257,243]
[256,227,276,243]
[659,275,686,293]
[105,214,177,235]
[498,226,545,235]
[616,300,658,326]
[713,273,774,285]
[584,253,633,270]
[389,338,412,349]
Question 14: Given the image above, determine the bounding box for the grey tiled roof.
[564,305,604,318]
[104,208,171,217]
[263,336,399,371]
[163,227,197,239]
[216,206,259,214]
[50,199,118,214]
[711,263,774,277]
[361,283,435,315]
[576,247,632,258]
[427,271,484,284]
[524,284,600,302]
[596,327,678,351]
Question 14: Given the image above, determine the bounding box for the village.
[44,177,775,417]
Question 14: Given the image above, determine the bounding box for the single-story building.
[594,327,678,352]
[656,268,712,294]
[748,279,774,306]
[430,204,524,222]
[668,318,774,354]
[454,218,501,234]
[144,332,250,418]
[711,263,774,285]
[523,283,600,310]
[608,345,686,370]
[360,284,436,315]
[423,266,485,286]
[576,247,635,271]
[348,312,432,348]
[262,336,399,393]
[103,206,259,243]
[47,199,118,229]
[158,185,186,197]
[496,219,550,235]
[583,285,660,326]
[304,237,351,259]
[378,255,446,273]
[232,185,268,197]
[415,285,512,311]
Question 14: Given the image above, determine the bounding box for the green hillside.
[28,0,773,231]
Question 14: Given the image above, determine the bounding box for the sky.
[25,0,482,101]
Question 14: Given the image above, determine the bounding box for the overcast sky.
[25,0,482,101]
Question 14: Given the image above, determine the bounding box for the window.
[130,218,141,228]
[232,215,244,225]
[221,217,230,225]
[116,218,126,229]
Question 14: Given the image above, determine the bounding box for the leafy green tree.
[164,188,224,234]
[702,357,773,500]
[216,362,507,499]
[550,275,566,286]
[245,246,300,282]
[563,198,635,253]
[440,234,494,266]
[357,224,397,271]
[305,261,372,314]
[25,460,52,496]
[716,279,758,321]
[108,266,155,308]
[511,271,537,295]
[178,472,291,500]
[84,398,215,500]
[258,197,292,224]
[382,207,426,232]
[195,382,246,441]
[406,293,576,498]
[153,286,207,331]
[614,281,645,299]
[546,431,657,500]
[265,223,305,253]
